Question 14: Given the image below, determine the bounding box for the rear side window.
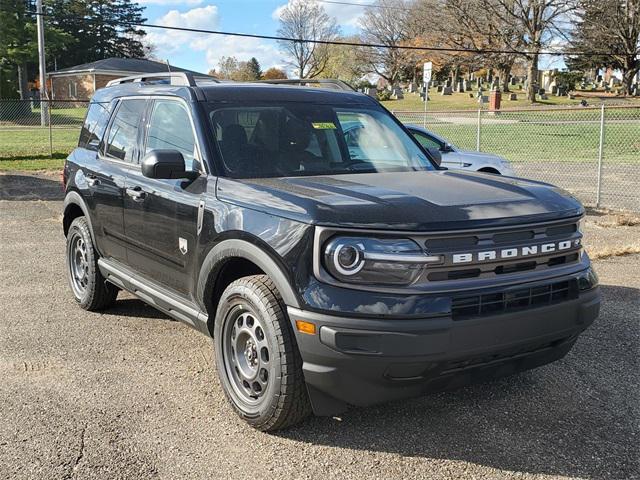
[78,102,111,150]
[104,99,147,163]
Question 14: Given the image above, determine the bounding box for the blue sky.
[138,0,368,74]
[137,0,565,76]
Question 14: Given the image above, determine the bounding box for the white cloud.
[146,5,219,53]
[138,0,203,5]
[272,0,367,28]
[205,36,285,72]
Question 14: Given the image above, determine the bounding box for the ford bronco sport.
[63,72,600,431]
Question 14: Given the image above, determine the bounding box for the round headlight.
[332,242,365,276]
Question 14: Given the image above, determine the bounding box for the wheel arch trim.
[63,191,96,242]
[197,238,301,315]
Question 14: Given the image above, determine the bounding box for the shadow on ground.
[0,174,63,201]
[277,284,639,480]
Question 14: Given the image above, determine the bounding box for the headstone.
[509,93,517,101]
[476,78,482,89]
[364,87,377,98]
[551,85,558,95]
[464,80,472,91]
[391,87,404,100]
[456,80,464,93]
[408,83,416,93]
[632,84,639,96]
[436,85,443,93]
[538,88,545,95]
[480,95,489,103]
[445,78,452,88]
[441,86,453,95]
[510,76,517,86]
[557,86,567,96]
[540,93,549,100]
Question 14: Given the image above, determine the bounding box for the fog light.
[295,320,317,335]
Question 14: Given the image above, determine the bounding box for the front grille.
[417,218,583,284]
[451,279,579,320]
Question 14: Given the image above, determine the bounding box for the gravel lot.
[1,172,638,480]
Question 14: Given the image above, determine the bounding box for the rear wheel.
[214,275,311,431]
[66,216,118,311]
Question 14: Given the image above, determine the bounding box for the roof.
[48,57,209,78]
[92,81,375,106]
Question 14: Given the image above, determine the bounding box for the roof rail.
[106,71,212,88]
[257,79,356,92]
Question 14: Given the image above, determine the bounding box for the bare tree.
[277,0,340,79]
[568,0,640,95]
[483,0,575,102]
[359,0,413,85]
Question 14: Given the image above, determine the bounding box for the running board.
[98,258,209,335]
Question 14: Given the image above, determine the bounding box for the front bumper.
[288,282,600,415]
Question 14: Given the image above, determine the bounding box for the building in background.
[47,58,211,100]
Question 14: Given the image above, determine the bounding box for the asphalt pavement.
[0,171,638,480]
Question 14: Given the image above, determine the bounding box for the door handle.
[86,175,100,187]
[126,187,146,202]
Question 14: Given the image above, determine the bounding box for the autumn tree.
[276,0,340,78]
[262,67,288,79]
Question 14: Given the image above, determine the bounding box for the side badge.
[179,237,188,255]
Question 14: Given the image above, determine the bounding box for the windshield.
[208,103,435,178]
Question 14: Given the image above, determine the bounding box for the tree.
[0,0,74,98]
[568,0,640,95]
[483,0,576,102]
[359,0,413,85]
[317,37,367,84]
[216,56,264,81]
[44,0,148,69]
[246,57,262,80]
[262,67,288,79]
[276,0,340,78]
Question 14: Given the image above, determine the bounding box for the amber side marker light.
[295,320,317,335]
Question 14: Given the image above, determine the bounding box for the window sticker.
[312,122,337,130]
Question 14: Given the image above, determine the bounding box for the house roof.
[48,58,209,78]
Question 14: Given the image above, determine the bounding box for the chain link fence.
[393,106,640,212]
[1,100,638,212]
[0,99,88,159]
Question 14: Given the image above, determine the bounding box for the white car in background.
[406,124,515,176]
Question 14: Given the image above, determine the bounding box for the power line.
[28,11,613,57]
[315,0,412,11]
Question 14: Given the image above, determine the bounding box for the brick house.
[47,58,211,101]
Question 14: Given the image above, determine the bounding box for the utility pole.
[36,0,48,126]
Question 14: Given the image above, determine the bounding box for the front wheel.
[214,275,311,431]
[66,216,118,311]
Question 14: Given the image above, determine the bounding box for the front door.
[122,98,207,297]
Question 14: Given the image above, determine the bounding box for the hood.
[216,170,583,231]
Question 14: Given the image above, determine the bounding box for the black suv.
[63,72,600,431]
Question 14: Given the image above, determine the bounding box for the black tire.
[66,216,118,311]
[214,275,311,431]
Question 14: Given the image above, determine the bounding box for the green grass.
[0,157,64,171]
[381,90,640,112]
[0,129,79,159]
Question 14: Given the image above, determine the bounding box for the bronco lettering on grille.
[452,239,580,264]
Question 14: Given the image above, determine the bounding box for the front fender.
[196,238,301,313]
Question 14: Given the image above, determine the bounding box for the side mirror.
[141,150,198,180]
[426,147,442,166]
[441,143,453,153]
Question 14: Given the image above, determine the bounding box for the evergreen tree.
[44,0,148,69]
[246,57,262,80]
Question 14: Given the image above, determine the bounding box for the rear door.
[76,99,147,263]
[122,97,207,297]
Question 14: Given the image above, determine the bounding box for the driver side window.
[146,100,200,172]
